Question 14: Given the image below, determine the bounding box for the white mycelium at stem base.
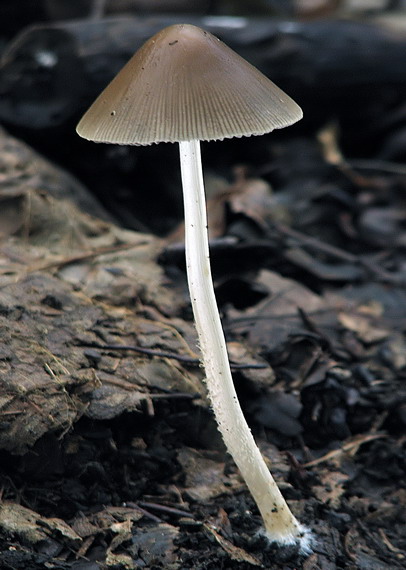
[179,140,313,553]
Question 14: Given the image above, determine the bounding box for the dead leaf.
[304,433,386,467]
[177,447,227,502]
[313,469,349,509]
[130,523,180,566]
[0,502,81,545]
[203,522,262,566]
[247,390,303,436]
[229,269,328,352]
[227,174,274,229]
[338,311,391,343]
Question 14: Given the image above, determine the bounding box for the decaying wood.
[0,127,198,452]
[0,125,112,221]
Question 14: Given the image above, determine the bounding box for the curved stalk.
[179,140,312,553]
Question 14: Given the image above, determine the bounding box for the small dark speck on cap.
[169,40,178,46]
[110,110,116,116]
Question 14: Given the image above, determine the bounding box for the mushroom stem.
[179,140,313,553]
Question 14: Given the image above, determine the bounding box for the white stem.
[179,140,312,552]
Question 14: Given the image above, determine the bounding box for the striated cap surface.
[77,24,302,145]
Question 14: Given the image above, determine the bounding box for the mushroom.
[77,23,313,554]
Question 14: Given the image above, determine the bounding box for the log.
[0,15,405,130]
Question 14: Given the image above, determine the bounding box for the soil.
[0,5,406,570]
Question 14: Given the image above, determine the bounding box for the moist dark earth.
[0,3,405,569]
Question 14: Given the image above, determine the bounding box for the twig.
[138,501,193,519]
[88,343,268,370]
[349,159,406,176]
[273,222,405,284]
[303,433,386,467]
[124,502,162,523]
[26,241,150,273]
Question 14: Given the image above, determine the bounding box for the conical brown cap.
[77,24,302,145]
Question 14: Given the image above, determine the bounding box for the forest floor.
[0,7,405,569]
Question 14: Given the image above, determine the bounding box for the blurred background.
[0,0,405,239]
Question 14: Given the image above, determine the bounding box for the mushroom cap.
[77,24,302,145]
